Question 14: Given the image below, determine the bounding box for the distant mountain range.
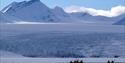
[70,12,125,24]
[0,0,125,25]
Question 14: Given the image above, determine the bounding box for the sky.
[0,0,125,10]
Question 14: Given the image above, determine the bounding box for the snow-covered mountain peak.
[1,0,59,22]
[2,0,48,13]
[1,2,18,13]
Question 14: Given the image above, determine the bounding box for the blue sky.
[0,0,125,10]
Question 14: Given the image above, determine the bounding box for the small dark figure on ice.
[70,61,73,63]
[111,61,114,63]
[107,60,115,63]
[107,60,110,63]
[79,60,83,63]
[70,60,83,63]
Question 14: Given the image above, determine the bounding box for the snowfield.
[1,51,125,63]
[1,58,125,63]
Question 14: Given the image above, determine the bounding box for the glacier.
[0,24,125,58]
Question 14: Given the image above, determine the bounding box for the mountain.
[0,0,124,24]
[70,12,124,24]
[2,0,59,22]
[113,17,125,25]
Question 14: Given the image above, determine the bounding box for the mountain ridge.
[1,0,59,22]
[0,0,124,25]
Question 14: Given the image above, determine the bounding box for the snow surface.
[1,58,125,63]
[1,50,125,63]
